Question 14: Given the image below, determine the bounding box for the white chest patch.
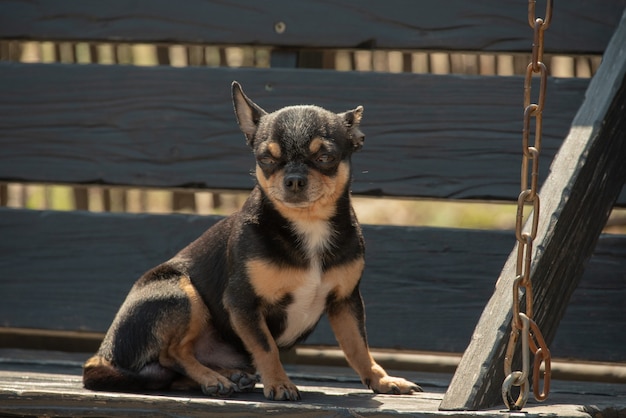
[275,219,334,347]
[275,260,331,347]
[291,218,334,256]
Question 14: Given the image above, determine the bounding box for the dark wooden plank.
[550,235,626,362]
[1,0,624,54]
[440,10,626,411]
[0,62,594,202]
[1,208,624,361]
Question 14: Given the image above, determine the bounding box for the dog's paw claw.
[201,381,235,397]
[219,382,235,397]
[264,382,301,401]
[371,376,422,395]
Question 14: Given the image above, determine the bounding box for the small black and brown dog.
[83,82,421,401]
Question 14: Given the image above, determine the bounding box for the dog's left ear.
[232,81,268,147]
[340,106,365,151]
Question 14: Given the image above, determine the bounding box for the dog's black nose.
[283,174,308,193]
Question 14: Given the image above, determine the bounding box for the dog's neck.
[254,185,354,260]
[289,215,335,261]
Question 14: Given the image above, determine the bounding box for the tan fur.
[324,258,365,300]
[256,161,350,223]
[246,259,309,302]
[266,141,282,159]
[308,137,325,154]
[84,355,112,369]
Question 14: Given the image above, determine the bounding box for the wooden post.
[440,10,626,411]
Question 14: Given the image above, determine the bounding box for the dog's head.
[232,81,364,220]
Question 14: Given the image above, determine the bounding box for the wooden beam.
[0,63,591,201]
[440,10,626,411]
[0,0,623,54]
[1,208,625,361]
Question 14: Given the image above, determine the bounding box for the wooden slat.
[1,0,624,54]
[440,10,626,411]
[0,208,624,361]
[0,62,595,202]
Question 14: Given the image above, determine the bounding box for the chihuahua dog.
[83,82,421,401]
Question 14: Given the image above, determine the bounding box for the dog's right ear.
[340,105,365,152]
[232,81,267,147]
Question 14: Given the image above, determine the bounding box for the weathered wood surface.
[1,0,625,54]
[440,10,626,411]
[2,61,613,203]
[0,349,624,418]
[1,208,625,361]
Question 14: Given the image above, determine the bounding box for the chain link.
[502,0,553,410]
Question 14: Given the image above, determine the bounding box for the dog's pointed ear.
[232,81,267,147]
[340,105,365,151]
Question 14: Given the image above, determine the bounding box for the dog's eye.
[316,154,335,164]
[259,157,276,166]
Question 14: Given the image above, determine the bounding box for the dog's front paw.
[369,375,422,395]
[201,380,236,397]
[263,379,301,401]
[228,371,259,392]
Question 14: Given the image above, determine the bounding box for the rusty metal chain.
[502,0,553,411]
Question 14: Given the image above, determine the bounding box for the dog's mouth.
[264,183,326,210]
[274,188,318,208]
[279,199,313,209]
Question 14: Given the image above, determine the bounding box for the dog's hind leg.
[159,276,239,397]
[161,344,235,397]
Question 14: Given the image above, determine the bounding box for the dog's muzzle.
[283,173,308,193]
[281,163,310,205]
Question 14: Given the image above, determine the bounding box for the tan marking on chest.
[246,259,309,303]
[246,256,364,304]
[323,257,365,300]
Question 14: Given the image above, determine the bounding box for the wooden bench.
[1,1,626,416]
